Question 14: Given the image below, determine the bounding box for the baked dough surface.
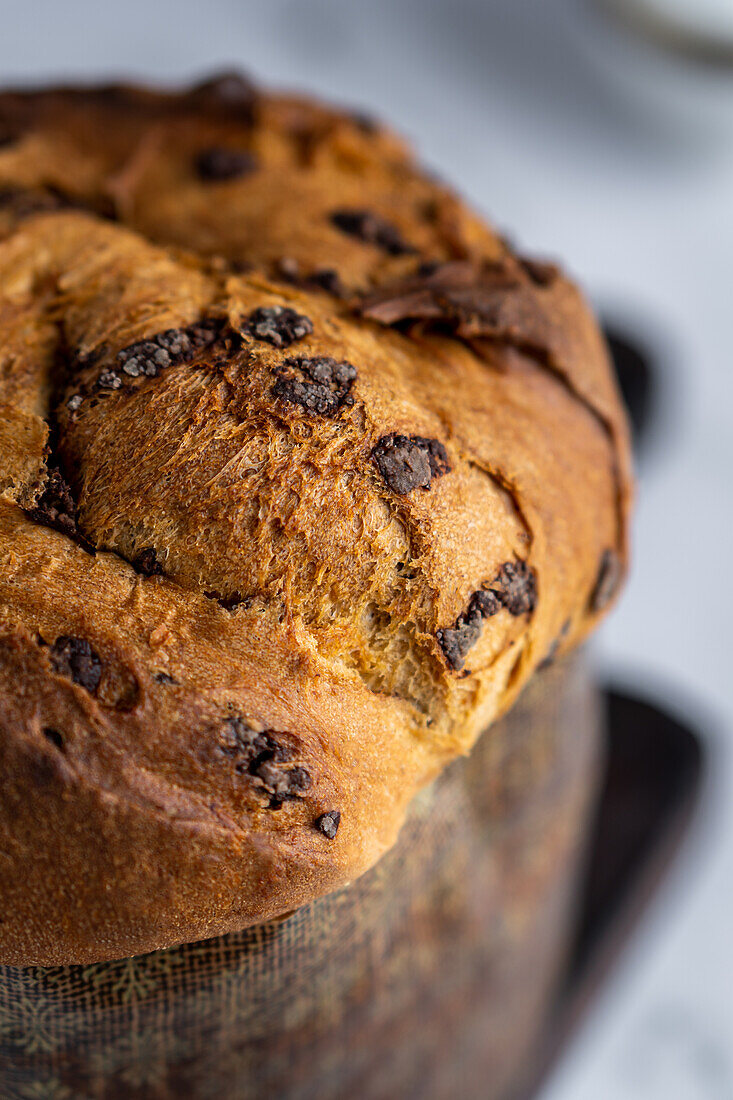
[0,74,632,964]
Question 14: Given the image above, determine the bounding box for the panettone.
[0,73,632,965]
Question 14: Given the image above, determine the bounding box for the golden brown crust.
[0,74,632,964]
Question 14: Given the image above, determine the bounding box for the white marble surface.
[3,0,733,1095]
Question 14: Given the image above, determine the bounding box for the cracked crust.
[0,74,632,964]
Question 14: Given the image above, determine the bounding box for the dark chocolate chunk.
[221,717,276,762]
[436,606,484,673]
[226,259,251,276]
[274,257,347,299]
[437,560,537,671]
[470,589,503,618]
[49,636,102,694]
[26,467,95,553]
[358,260,567,361]
[245,305,313,349]
[590,549,622,613]
[118,341,172,379]
[221,716,311,809]
[330,209,415,256]
[191,72,255,102]
[272,356,357,417]
[307,269,347,298]
[106,321,223,389]
[155,328,197,356]
[372,434,450,494]
[188,319,229,350]
[42,728,65,751]
[315,810,341,839]
[490,560,537,616]
[27,469,79,542]
[190,71,258,124]
[97,370,123,390]
[350,111,378,134]
[132,547,164,577]
[194,147,257,182]
[519,256,560,287]
[256,763,312,807]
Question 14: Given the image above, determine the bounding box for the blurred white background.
[3,0,732,1096]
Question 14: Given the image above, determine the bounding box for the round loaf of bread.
[0,74,632,965]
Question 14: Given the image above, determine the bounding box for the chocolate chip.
[350,111,378,134]
[330,209,415,256]
[155,328,196,356]
[244,305,313,349]
[132,547,163,577]
[315,810,341,839]
[118,341,171,378]
[274,257,347,299]
[27,469,79,542]
[49,636,102,694]
[190,71,258,124]
[491,560,537,616]
[307,269,347,298]
[97,370,123,390]
[471,589,503,617]
[194,147,257,181]
[358,260,560,354]
[188,319,229,350]
[519,256,560,287]
[221,717,276,761]
[191,72,255,102]
[437,560,537,671]
[372,434,450,494]
[590,549,622,613]
[107,322,223,389]
[221,716,311,809]
[27,467,95,553]
[42,728,65,751]
[272,356,357,417]
[257,763,312,807]
[436,607,484,673]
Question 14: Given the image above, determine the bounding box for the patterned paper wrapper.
[0,653,603,1100]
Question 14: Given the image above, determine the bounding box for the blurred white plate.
[563,0,733,139]
[621,0,733,43]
